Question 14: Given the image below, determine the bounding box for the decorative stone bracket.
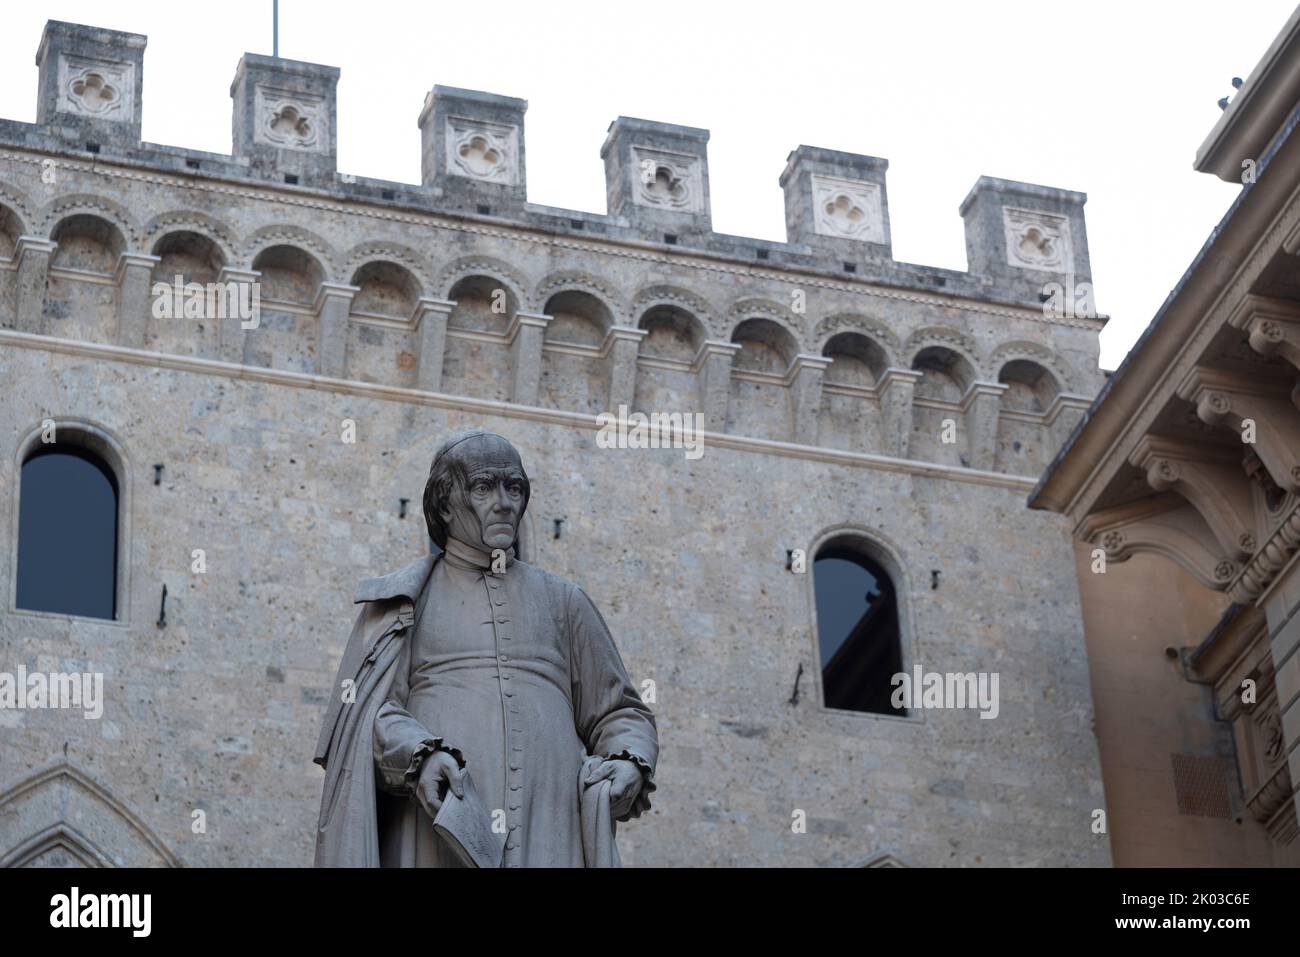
[1080,495,1241,591]
[1177,367,1300,494]
[1129,434,1258,559]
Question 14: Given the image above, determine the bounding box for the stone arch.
[813,313,901,365]
[348,260,422,319]
[250,243,326,304]
[541,289,614,346]
[534,271,625,325]
[822,331,891,387]
[435,255,529,310]
[142,211,238,268]
[858,852,909,867]
[0,203,22,261]
[342,241,433,297]
[805,523,917,720]
[0,761,179,867]
[631,284,718,340]
[245,224,337,276]
[149,230,227,288]
[730,316,799,373]
[721,296,806,348]
[0,182,35,235]
[906,329,982,403]
[38,193,140,248]
[989,339,1078,396]
[48,213,127,274]
[635,296,709,362]
[997,357,1063,413]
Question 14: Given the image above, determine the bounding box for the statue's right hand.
[414,750,465,817]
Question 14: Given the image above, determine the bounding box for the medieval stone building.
[0,20,1109,866]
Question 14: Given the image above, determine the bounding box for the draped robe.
[367,540,658,868]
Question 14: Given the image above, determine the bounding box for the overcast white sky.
[2,0,1294,370]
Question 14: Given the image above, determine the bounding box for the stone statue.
[313,429,658,867]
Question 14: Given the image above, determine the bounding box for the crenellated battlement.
[0,19,1107,479]
[2,20,1096,304]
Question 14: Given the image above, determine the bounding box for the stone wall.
[0,19,1109,867]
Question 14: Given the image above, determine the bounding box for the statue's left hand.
[584,758,644,819]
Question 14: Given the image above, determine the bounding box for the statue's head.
[423,429,530,553]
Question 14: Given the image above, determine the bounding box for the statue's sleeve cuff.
[402,738,465,790]
[606,749,656,820]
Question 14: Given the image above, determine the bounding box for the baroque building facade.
[0,20,1109,866]
[1032,7,1300,867]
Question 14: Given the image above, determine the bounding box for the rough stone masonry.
[0,19,1109,867]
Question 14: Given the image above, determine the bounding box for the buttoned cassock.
[313,545,657,867]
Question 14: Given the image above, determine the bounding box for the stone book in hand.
[432,769,505,868]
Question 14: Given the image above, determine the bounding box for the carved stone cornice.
[1227,500,1300,601]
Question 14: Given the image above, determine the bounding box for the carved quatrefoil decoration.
[1017,226,1056,263]
[68,70,120,115]
[457,134,504,178]
[629,147,703,214]
[253,86,326,153]
[1002,207,1070,272]
[809,175,884,243]
[270,106,312,144]
[641,164,691,208]
[264,103,318,149]
[445,119,517,185]
[824,193,867,232]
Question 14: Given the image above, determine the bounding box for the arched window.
[813,539,904,715]
[15,443,119,620]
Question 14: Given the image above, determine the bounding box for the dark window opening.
[16,444,119,620]
[663,233,677,245]
[813,542,904,715]
[477,204,491,215]
[284,173,299,185]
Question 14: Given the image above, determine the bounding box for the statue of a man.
[313,429,657,867]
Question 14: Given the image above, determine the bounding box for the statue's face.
[441,435,527,551]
